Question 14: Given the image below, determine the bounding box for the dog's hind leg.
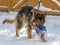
[16,14,23,37]
[27,24,32,39]
[16,21,23,37]
[16,24,22,37]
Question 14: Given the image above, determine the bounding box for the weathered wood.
[43,11,60,15]
[0,0,60,16]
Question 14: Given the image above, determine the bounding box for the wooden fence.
[0,0,38,11]
[0,0,60,15]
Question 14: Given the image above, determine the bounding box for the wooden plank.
[42,0,60,10]
[43,11,60,15]
[57,0,60,2]
[0,8,9,11]
[0,0,11,11]
[14,0,27,11]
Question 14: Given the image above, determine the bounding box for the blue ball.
[36,25,46,36]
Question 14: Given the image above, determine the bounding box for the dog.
[3,6,46,42]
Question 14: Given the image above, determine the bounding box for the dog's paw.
[41,39,47,42]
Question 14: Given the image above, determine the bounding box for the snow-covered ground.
[0,12,60,45]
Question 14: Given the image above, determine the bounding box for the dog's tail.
[3,18,16,24]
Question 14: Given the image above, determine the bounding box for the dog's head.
[30,9,46,28]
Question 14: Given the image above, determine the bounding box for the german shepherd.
[3,6,46,42]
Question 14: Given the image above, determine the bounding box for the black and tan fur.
[3,6,46,42]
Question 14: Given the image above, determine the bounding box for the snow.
[0,12,60,45]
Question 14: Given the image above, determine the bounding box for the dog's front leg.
[27,25,32,39]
